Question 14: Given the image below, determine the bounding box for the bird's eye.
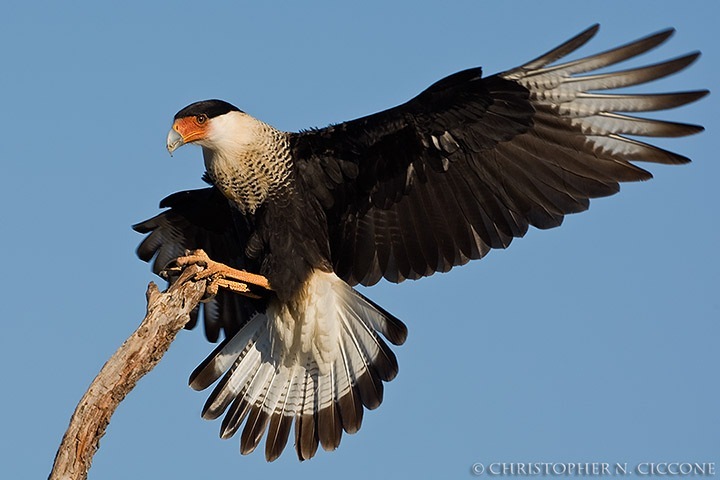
[196,114,207,124]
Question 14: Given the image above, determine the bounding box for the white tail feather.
[188,270,407,461]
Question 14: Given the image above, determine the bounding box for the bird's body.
[134,25,707,461]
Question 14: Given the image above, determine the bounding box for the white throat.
[200,111,293,214]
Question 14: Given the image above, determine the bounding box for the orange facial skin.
[172,114,209,144]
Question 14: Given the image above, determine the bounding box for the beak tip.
[166,128,184,156]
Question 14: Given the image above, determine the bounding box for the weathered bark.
[49,266,207,480]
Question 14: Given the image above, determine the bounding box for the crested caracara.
[134,25,707,461]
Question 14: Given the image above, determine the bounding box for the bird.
[133,25,707,462]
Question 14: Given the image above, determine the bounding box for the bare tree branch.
[49,266,207,480]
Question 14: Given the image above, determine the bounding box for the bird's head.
[166,99,247,155]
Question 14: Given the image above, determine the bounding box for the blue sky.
[1,1,717,479]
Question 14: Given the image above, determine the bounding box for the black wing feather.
[133,186,263,341]
[290,25,707,286]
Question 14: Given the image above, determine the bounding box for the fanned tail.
[189,270,407,461]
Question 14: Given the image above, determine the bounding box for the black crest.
[174,99,243,120]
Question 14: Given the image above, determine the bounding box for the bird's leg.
[163,249,271,300]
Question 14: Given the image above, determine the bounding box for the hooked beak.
[166,128,184,155]
[167,117,208,155]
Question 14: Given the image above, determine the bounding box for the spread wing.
[133,186,262,342]
[291,25,707,286]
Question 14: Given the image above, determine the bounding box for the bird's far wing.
[291,25,707,286]
[133,186,261,342]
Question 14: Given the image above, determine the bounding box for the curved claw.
[162,249,270,299]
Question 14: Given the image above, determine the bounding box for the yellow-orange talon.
[169,249,271,299]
